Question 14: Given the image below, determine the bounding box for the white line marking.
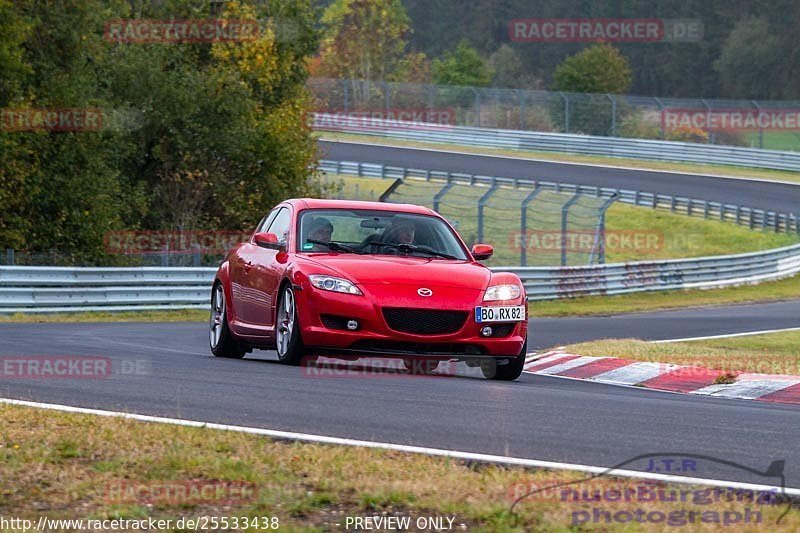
[591,362,682,385]
[652,327,800,343]
[322,138,800,188]
[2,397,798,496]
[534,356,605,375]
[692,379,800,400]
[523,353,574,368]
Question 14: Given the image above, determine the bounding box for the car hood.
[300,254,491,290]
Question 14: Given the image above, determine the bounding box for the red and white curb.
[523,351,800,405]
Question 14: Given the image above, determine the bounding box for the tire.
[275,285,306,365]
[482,336,527,381]
[209,282,246,359]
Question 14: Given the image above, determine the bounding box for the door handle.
[244,261,253,273]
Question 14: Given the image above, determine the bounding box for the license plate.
[475,306,525,323]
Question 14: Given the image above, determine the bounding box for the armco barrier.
[2,244,799,311]
[509,242,800,300]
[319,159,800,233]
[0,266,216,313]
[314,114,800,172]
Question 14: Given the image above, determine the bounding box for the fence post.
[520,185,542,267]
[342,79,349,114]
[752,100,763,149]
[654,97,665,139]
[433,175,455,212]
[477,180,499,243]
[559,92,570,133]
[517,89,525,130]
[701,99,712,144]
[607,94,617,136]
[472,88,481,127]
[5,248,13,265]
[590,194,619,265]
[561,193,581,266]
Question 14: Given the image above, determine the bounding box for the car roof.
[288,198,435,216]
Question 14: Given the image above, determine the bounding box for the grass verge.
[319,132,800,185]
[0,309,208,323]
[560,330,800,376]
[529,273,800,317]
[1,402,796,531]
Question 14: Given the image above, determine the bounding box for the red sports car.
[209,199,528,380]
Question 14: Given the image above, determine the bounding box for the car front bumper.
[295,285,527,358]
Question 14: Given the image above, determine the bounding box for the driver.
[379,221,416,253]
[306,217,333,251]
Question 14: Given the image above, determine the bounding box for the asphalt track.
[319,140,800,214]
[2,300,800,487]
[3,142,799,490]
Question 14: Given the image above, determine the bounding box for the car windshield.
[297,209,468,260]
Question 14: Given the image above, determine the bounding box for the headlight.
[483,284,521,301]
[309,275,362,295]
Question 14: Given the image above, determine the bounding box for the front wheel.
[209,282,246,359]
[482,336,527,381]
[275,285,306,365]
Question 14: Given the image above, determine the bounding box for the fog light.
[480,326,493,337]
[346,320,359,331]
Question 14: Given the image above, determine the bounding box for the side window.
[266,207,291,243]
[257,209,279,233]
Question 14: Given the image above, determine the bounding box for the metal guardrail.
[319,159,800,234]
[509,242,800,300]
[314,113,800,172]
[0,266,216,313]
[2,243,800,311]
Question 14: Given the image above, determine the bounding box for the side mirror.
[471,244,493,260]
[254,232,286,251]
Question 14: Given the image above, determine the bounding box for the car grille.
[382,308,468,335]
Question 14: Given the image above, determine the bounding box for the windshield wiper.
[368,241,457,260]
[306,239,362,254]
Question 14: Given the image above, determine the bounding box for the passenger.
[306,217,334,251]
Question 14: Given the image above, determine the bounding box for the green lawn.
[744,131,800,152]
[530,273,800,317]
[0,309,209,323]
[320,174,800,266]
[2,402,796,531]
[561,329,800,376]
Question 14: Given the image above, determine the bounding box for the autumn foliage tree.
[0,0,321,263]
[317,0,429,105]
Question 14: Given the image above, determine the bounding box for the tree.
[1,0,322,263]
[432,40,493,87]
[489,44,540,89]
[318,0,414,81]
[552,43,632,94]
[714,18,781,99]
